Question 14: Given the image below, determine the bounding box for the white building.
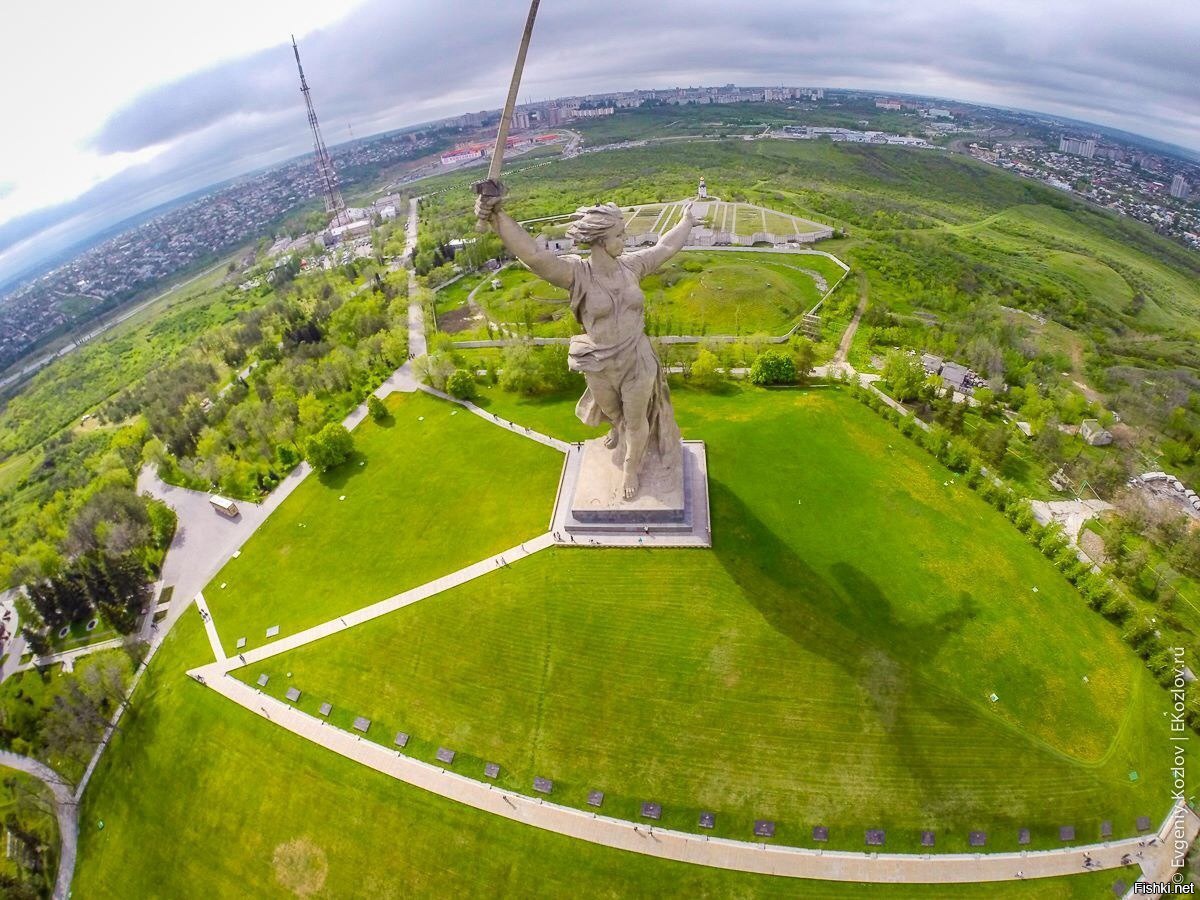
[1058,137,1096,159]
[1170,174,1191,200]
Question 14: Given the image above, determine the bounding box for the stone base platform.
[550,439,710,548]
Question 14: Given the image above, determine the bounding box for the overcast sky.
[2,0,1197,287]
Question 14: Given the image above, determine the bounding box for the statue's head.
[567,203,625,257]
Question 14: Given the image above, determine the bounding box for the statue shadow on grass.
[707,479,1034,814]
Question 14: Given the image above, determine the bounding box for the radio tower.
[291,36,348,227]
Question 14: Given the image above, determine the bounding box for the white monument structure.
[476,190,710,543]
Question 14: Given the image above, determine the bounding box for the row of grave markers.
[256,673,1155,849]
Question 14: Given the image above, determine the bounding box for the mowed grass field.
[445,251,846,339]
[73,607,1140,898]
[202,390,563,655]
[641,250,845,334]
[234,385,1175,854]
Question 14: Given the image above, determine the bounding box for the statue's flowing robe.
[565,255,682,470]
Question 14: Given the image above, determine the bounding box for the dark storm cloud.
[4,0,1198,285]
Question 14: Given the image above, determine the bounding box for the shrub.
[748,350,796,386]
[691,349,723,389]
[446,369,478,401]
[367,395,388,422]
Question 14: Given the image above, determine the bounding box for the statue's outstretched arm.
[627,201,696,275]
[477,195,574,290]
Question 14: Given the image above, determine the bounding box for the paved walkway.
[223,533,555,668]
[15,637,124,675]
[405,197,426,358]
[194,593,226,662]
[0,750,77,900]
[181,667,1200,889]
[416,384,571,453]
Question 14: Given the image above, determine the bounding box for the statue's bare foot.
[622,471,639,500]
[604,428,620,449]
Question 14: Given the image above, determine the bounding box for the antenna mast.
[292,35,347,227]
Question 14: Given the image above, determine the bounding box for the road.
[0,750,77,900]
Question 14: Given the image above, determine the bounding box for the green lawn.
[73,607,1139,898]
[441,250,846,341]
[202,390,563,655]
[232,385,1177,855]
[642,251,845,335]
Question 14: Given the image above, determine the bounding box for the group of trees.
[122,268,409,500]
[879,348,1134,499]
[21,548,156,651]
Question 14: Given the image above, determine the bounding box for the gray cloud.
[4,0,1199,286]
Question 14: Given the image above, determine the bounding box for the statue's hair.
[565,203,624,245]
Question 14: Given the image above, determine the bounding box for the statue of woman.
[476,190,695,499]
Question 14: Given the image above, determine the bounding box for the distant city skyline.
[1,0,1197,286]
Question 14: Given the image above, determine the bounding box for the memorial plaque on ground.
[754,820,775,838]
[1059,825,1075,841]
[640,802,661,820]
[699,812,715,829]
[484,763,500,779]
[353,716,370,733]
[236,638,246,649]
[436,747,456,765]
[266,626,279,638]
[1136,815,1151,831]
[256,674,268,687]
[285,687,301,702]
[969,831,987,847]
[587,790,604,808]
[318,702,332,717]
[1100,820,1112,838]
[1018,828,1030,845]
[920,830,935,847]
[865,829,885,847]
[533,777,553,794]
[812,826,829,843]
[394,732,410,748]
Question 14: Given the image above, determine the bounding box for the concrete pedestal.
[551,438,710,548]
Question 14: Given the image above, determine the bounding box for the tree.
[882,351,925,402]
[499,342,542,395]
[973,387,997,417]
[748,350,796,386]
[84,554,152,635]
[977,423,1010,467]
[1171,529,1200,579]
[446,369,478,401]
[304,424,354,472]
[690,349,723,389]
[412,351,456,391]
[367,395,388,423]
[791,337,816,383]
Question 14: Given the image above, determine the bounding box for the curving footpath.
[0,750,77,900]
[179,669,1195,888]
